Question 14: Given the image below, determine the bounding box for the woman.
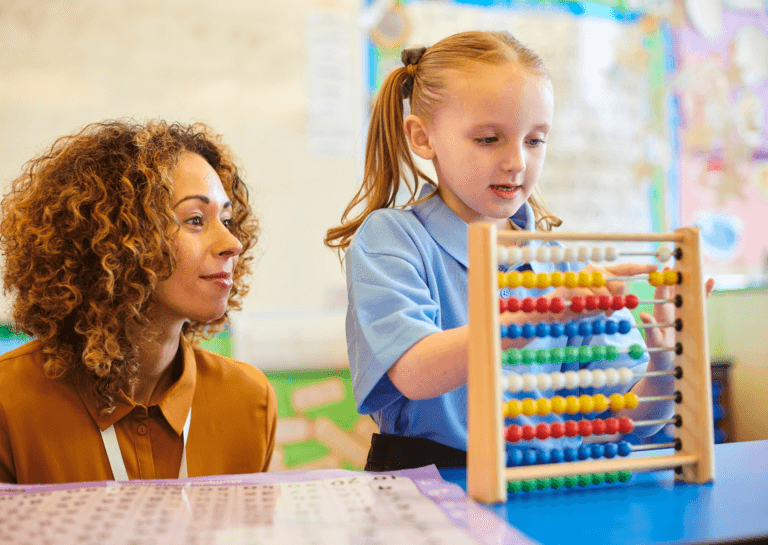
[0,120,276,484]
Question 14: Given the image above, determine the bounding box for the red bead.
[585,295,599,311]
[604,418,619,434]
[535,423,550,440]
[521,298,536,313]
[507,298,521,312]
[611,295,625,311]
[505,426,523,443]
[550,422,565,438]
[536,297,549,313]
[591,418,606,435]
[499,299,507,313]
[598,295,612,310]
[570,296,585,313]
[578,420,593,437]
[522,425,536,441]
[618,417,634,434]
[625,294,639,309]
[564,420,579,437]
[549,297,565,313]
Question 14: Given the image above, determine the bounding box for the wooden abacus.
[467,225,714,504]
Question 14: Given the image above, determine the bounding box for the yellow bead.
[593,394,609,412]
[609,393,625,411]
[591,271,606,287]
[664,270,678,285]
[648,271,664,287]
[550,271,564,287]
[504,399,522,418]
[565,395,580,414]
[522,271,536,289]
[536,397,552,416]
[578,394,594,413]
[498,272,507,288]
[624,392,639,409]
[564,272,577,288]
[551,396,566,414]
[536,273,550,289]
[507,271,522,288]
[577,271,591,288]
[522,398,537,416]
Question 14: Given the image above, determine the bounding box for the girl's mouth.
[490,185,521,199]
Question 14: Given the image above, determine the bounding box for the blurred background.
[1,0,767,470]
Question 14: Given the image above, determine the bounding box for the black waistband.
[365,433,466,472]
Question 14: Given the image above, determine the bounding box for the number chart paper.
[0,466,532,545]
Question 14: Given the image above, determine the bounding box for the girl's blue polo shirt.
[345,186,648,453]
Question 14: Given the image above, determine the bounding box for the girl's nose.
[501,145,526,173]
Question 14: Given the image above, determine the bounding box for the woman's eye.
[223,218,235,230]
[475,136,498,145]
[187,216,203,226]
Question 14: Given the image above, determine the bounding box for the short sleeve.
[261,381,277,472]
[346,214,442,414]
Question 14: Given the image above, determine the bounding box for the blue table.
[439,440,768,544]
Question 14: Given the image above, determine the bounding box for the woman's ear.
[404,114,435,160]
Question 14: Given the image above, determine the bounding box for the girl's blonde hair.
[325,30,562,252]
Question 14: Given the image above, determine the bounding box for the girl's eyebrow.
[469,122,551,132]
[173,195,233,209]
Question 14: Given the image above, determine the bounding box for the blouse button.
[137,424,148,436]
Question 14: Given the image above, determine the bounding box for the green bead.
[605,346,620,361]
[504,350,520,366]
[521,348,535,365]
[605,472,619,483]
[564,476,578,488]
[591,345,606,361]
[507,481,522,493]
[521,479,537,492]
[578,346,593,363]
[549,477,564,489]
[618,471,632,482]
[536,349,549,364]
[577,474,592,487]
[564,346,578,363]
[629,344,645,360]
[591,473,606,485]
[536,478,551,490]
[549,347,564,364]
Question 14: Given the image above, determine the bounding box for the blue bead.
[578,322,592,337]
[604,320,618,335]
[604,443,618,458]
[537,450,552,464]
[500,287,511,299]
[591,444,605,459]
[524,449,538,465]
[500,325,508,338]
[550,448,564,463]
[508,324,522,339]
[522,323,536,339]
[592,321,605,335]
[618,441,632,457]
[550,323,564,338]
[507,449,523,467]
[618,320,632,334]
[536,323,550,338]
[577,445,591,460]
[565,321,578,337]
[564,447,579,462]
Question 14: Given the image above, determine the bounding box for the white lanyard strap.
[100,409,191,480]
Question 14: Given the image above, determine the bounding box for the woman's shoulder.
[190,343,274,399]
[0,340,46,385]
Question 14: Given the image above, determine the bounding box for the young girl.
[326,31,711,471]
[0,120,276,483]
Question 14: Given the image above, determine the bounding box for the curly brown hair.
[0,119,259,414]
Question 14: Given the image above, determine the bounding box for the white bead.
[578,369,592,388]
[537,373,552,390]
[591,369,607,388]
[508,246,521,264]
[563,370,579,389]
[498,246,509,264]
[618,367,634,385]
[499,374,509,393]
[604,368,619,387]
[604,246,618,262]
[563,247,576,263]
[577,246,590,263]
[549,246,563,263]
[591,247,604,262]
[521,246,534,263]
[656,246,673,263]
[550,371,566,390]
[506,373,523,393]
[522,373,537,392]
[536,246,548,263]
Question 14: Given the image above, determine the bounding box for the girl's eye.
[527,138,546,147]
[475,136,498,145]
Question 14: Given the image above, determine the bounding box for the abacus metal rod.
[504,454,697,481]
[631,442,677,452]
[497,232,685,243]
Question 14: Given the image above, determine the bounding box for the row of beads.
[498,243,675,265]
[503,393,639,418]
[504,417,635,442]
[502,319,633,340]
[507,471,632,493]
[498,270,679,290]
[499,294,640,314]
[501,367,637,392]
[502,344,646,367]
[508,441,634,466]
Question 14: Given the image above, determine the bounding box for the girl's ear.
[404,114,435,160]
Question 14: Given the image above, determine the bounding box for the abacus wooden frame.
[467,225,714,504]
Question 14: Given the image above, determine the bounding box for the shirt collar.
[76,334,196,436]
[410,184,537,268]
